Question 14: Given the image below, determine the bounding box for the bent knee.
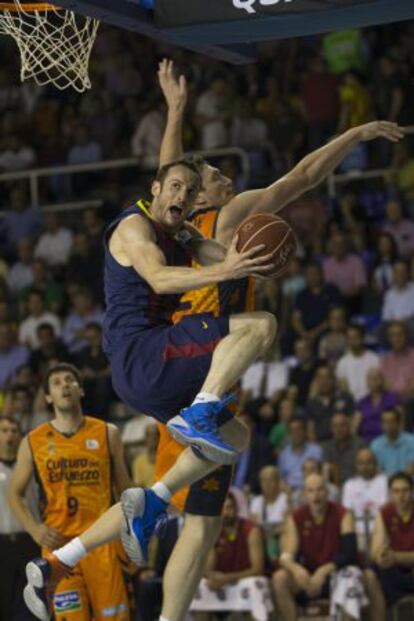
[273,569,290,590]
[231,311,278,346]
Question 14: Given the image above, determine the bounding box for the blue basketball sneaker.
[120,488,168,566]
[166,395,238,464]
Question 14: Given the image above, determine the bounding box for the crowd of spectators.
[1,16,414,621]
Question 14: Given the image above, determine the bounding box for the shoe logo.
[122,507,131,535]
[202,321,208,329]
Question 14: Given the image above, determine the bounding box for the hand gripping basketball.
[234,213,298,279]
[223,234,276,280]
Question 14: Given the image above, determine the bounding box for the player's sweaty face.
[47,372,83,410]
[156,166,200,228]
[196,165,234,208]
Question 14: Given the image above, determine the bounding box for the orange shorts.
[155,400,239,516]
[48,541,132,621]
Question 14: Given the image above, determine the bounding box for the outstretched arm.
[158,59,187,167]
[217,121,404,244]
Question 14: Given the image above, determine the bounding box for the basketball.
[235,213,298,278]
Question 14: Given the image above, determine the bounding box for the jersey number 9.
[67,496,79,516]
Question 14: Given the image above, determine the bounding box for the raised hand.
[357,121,405,143]
[158,58,187,114]
[223,234,275,280]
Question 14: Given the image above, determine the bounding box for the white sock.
[151,481,172,503]
[159,617,170,621]
[54,537,87,568]
[192,392,220,405]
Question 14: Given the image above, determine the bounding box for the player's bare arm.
[107,423,132,497]
[158,58,186,167]
[183,221,227,265]
[280,514,311,589]
[8,436,64,550]
[216,121,405,244]
[370,512,388,565]
[112,214,274,293]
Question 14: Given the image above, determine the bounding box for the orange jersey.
[29,416,112,537]
[158,207,251,512]
[172,207,255,323]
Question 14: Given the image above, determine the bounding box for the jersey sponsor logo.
[86,439,99,449]
[102,603,128,617]
[46,457,101,485]
[54,590,82,613]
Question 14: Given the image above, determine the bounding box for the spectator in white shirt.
[0,134,36,172]
[195,78,231,149]
[34,212,73,268]
[250,465,288,566]
[250,465,288,527]
[336,324,380,400]
[7,238,34,295]
[18,290,61,349]
[131,101,165,168]
[342,448,388,551]
[382,260,414,323]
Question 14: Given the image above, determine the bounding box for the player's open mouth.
[168,205,183,220]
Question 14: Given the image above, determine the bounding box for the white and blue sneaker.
[23,553,71,621]
[120,488,168,566]
[166,395,238,465]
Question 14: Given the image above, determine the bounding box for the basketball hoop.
[0,0,99,92]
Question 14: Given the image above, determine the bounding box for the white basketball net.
[0,1,99,92]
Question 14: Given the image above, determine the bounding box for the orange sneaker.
[23,553,72,621]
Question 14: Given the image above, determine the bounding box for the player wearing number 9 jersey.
[8,363,133,621]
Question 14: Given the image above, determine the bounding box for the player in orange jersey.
[8,363,133,621]
[151,59,404,621]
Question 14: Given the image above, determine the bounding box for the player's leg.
[201,311,278,395]
[121,415,248,564]
[161,514,222,621]
[82,543,130,621]
[167,311,276,460]
[273,569,299,621]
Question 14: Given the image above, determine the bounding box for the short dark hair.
[85,322,102,332]
[10,384,31,398]
[187,154,207,169]
[0,414,22,434]
[289,416,306,428]
[28,289,44,301]
[382,408,401,422]
[389,472,414,490]
[155,158,202,187]
[43,363,83,395]
[348,323,365,337]
[36,322,55,336]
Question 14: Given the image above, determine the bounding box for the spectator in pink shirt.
[382,200,414,259]
[381,321,414,399]
[323,232,367,315]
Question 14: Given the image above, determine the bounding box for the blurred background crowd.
[1,15,414,621]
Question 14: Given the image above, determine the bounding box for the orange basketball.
[235,213,298,278]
